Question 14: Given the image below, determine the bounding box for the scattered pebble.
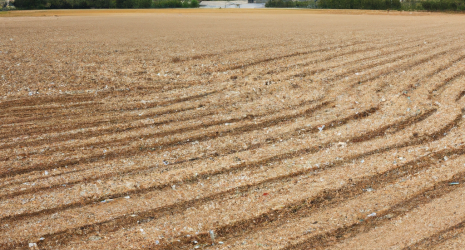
[209,230,215,242]
[318,125,325,132]
[29,243,37,248]
[449,182,459,185]
[89,236,102,241]
[367,213,377,217]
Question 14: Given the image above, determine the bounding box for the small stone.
[124,196,130,199]
[89,236,101,241]
[29,243,37,248]
[385,214,394,219]
[39,237,45,241]
[209,230,215,242]
[367,213,377,217]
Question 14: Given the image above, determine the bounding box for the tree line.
[13,0,199,9]
[266,0,465,10]
[266,0,401,8]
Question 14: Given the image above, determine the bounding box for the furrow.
[1,106,445,248]
[0,105,378,196]
[405,219,465,250]
[0,89,220,141]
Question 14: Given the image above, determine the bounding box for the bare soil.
[1,9,465,249]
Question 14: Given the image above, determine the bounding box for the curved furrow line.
[0,82,324,158]
[3,35,454,156]
[0,106,444,249]
[430,71,465,99]
[171,30,376,65]
[2,36,454,170]
[0,78,210,123]
[187,25,447,75]
[0,89,218,139]
[0,101,330,179]
[38,107,464,249]
[3,55,452,217]
[318,41,459,84]
[0,106,379,199]
[0,86,152,112]
[0,93,98,111]
[286,34,458,83]
[220,41,367,72]
[184,149,465,250]
[404,220,465,250]
[0,101,99,121]
[240,35,450,86]
[458,90,465,102]
[0,79,213,125]
[282,154,465,250]
[0,104,203,151]
[302,41,465,104]
[0,89,220,140]
[346,46,464,88]
[163,109,462,249]
[0,34,454,145]
[196,73,465,250]
[2,54,460,236]
[171,38,297,63]
[0,38,369,122]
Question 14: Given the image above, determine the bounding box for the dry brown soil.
[1,9,465,250]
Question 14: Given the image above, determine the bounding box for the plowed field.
[1,10,465,249]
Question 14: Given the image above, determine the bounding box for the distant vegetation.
[265,0,465,10]
[317,0,401,9]
[12,0,199,9]
[420,0,465,10]
[266,0,401,9]
[265,0,316,7]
